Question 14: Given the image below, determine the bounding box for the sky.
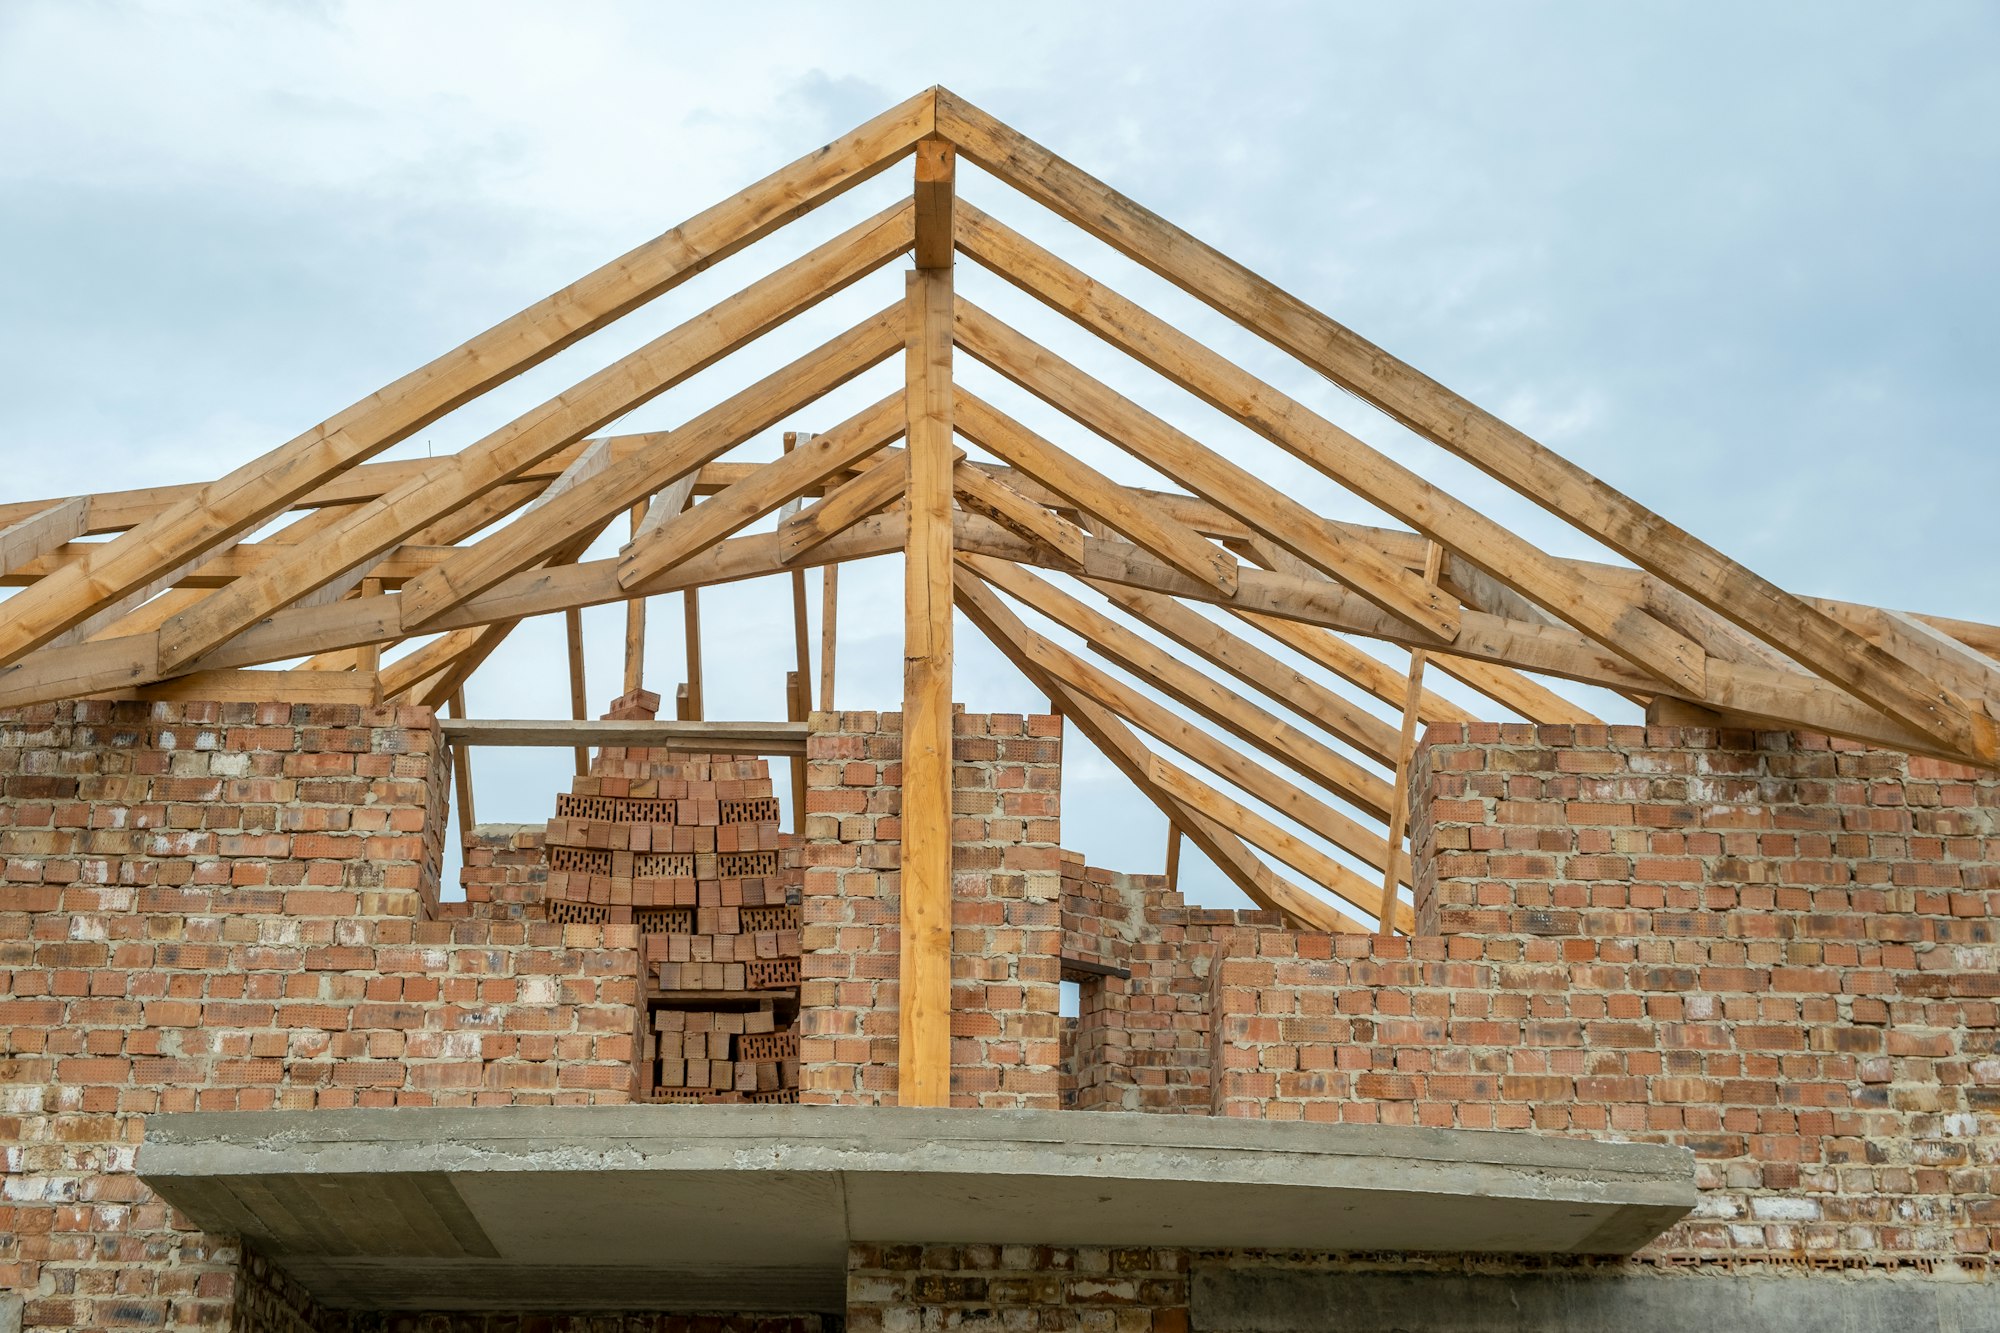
[2,1,1995,910]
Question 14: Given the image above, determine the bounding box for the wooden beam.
[1379,544,1442,933]
[913,137,956,271]
[938,98,1991,765]
[1085,578,1402,767]
[778,447,915,564]
[953,389,1238,595]
[0,513,914,709]
[1164,824,1182,896]
[951,207,1708,699]
[818,564,839,713]
[952,517,1943,758]
[89,668,379,707]
[963,561,1404,885]
[615,396,902,589]
[682,588,705,721]
[565,607,590,776]
[439,718,808,754]
[624,501,649,696]
[1229,607,1478,728]
[1147,754,1411,933]
[158,202,915,667]
[955,566,1362,933]
[447,690,475,846]
[952,462,1085,571]
[970,556,1394,820]
[0,91,935,668]
[899,261,956,1109]
[953,298,1462,643]
[399,298,903,629]
[0,498,88,576]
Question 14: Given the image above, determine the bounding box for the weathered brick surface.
[0,701,639,1330]
[1214,725,2000,1268]
[799,711,1064,1108]
[846,1242,1189,1333]
[1060,854,1284,1114]
[450,823,549,921]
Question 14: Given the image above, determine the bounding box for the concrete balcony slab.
[140,1105,1694,1312]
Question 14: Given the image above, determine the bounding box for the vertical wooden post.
[1164,823,1183,895]
[898,136,956,1107]
[623,501,649,697]
[564,608,589,776]
[446,688,475,846]
[1379,541,1444,934]
[682,588,704,720]
[818,564,839,713]
[354,578,383,700]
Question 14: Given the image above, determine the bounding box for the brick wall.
[451,823,549,922]
[1213,724,1999,1269]
[798,710,1064,1108]
[845,1242,1189,1333]
[1060,855,1285,1114]
[0,700,640,1331]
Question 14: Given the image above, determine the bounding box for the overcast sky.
[3,2,1995,909]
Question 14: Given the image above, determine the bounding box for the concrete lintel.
[140,1105,1695,1312]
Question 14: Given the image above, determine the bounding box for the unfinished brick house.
[1,87,1994,1331]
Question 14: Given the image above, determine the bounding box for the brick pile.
[532,689,804,1103]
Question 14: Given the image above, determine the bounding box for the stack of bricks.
[449,823,549,921]
[1210,723,2000,1270]
[533,689,804,1102]
[798,710,1065,1108]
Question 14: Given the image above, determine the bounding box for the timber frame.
[4,87,1994,1105]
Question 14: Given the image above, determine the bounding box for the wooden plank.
[615,396,902,589]
[447,691,475,845]
[1229,607,1478,728]
[938,98,1989,764]
[953,389,1238,595]
[913,137,956,271]
[1147,754,1411,933]
[899,264,956,1109]
[955,566,1361,933]
[160,202,915,665]
[818,564,839,713]
[953,207,1707,698]
[438,718,808,754]
[952,462,1085,571]
[0,513,913,709]
[89,668,379,706]
[970,555,1394,820]
[1085,578,1402,767]
[965,562,1404,884]
[565,608,590,777]
[0,91,935,668]
[952,517,1945,758]
[398,299,902,629]
[954,299,1461,643]
[1379,544,1442,934]
[778,448,915,564]
[0,498,88,576]
[624,501,649,696]
[682,587,705,721]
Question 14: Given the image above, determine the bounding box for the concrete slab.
[140,1105,1695,1312]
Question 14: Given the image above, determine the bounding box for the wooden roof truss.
[3,88,1993,1101]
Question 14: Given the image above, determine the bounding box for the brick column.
[798,710,1063,1107]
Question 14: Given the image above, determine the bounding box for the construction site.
[0,86,1995,1331]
